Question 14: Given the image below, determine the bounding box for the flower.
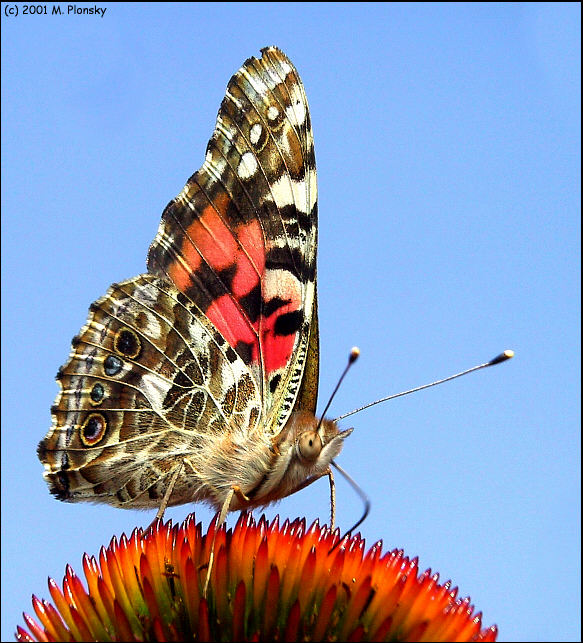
[17,513,498,641]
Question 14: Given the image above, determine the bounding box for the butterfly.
[38,46,353,528]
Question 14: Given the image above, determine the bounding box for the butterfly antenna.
[328,460,370,554]
[333,349,514,423]
[317,347,360,430]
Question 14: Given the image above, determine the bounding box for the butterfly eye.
[298,431,322,462]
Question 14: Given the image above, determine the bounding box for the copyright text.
[4,4,108,18]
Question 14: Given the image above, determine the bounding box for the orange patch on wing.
[167,193,238,294]
[232,219,265,298]
[168,196,298,374]
[263,330,296,374]
[168,259,195,294]
[258,271,303,373]
[261,301,299,374]
[206,294,256,353]
[189,194,237,271]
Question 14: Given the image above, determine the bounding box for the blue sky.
[1,3,580,641]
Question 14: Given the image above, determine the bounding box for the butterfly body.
[38,47,352,517]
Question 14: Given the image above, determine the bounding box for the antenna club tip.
[349,347,360,363]
[489,349,515,366]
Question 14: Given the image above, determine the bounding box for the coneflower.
[17,512,497,642]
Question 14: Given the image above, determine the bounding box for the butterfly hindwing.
[39,274,262,507]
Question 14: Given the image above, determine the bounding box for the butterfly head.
[292,414,353,467]
[261,411,352,502]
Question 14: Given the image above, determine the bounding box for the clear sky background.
[1,3,580,641]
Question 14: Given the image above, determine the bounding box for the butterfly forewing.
[147,46,318,430]
[38,47,320,511]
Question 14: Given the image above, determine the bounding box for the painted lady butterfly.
[38,47,352,525]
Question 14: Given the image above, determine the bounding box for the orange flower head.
[17,512,498,642]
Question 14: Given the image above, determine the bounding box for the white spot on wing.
[250,123,262,146]
[237,151,258,179]
[267,169,317,215]
[143,313,162,340]
[263,268,302,306]
[286,100,306,127]
[141,372,171,409]
[280,60,293,76]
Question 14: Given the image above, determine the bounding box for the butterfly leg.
[147,461,185,530]
[202,484,253,596]
[203,486,236,597]
[231,484,251,504]
[284,467,336,528]
[328,468,336,530]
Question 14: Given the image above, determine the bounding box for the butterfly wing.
[148,46,319,430]
[38,47,319,509]
[40,274,263,507]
